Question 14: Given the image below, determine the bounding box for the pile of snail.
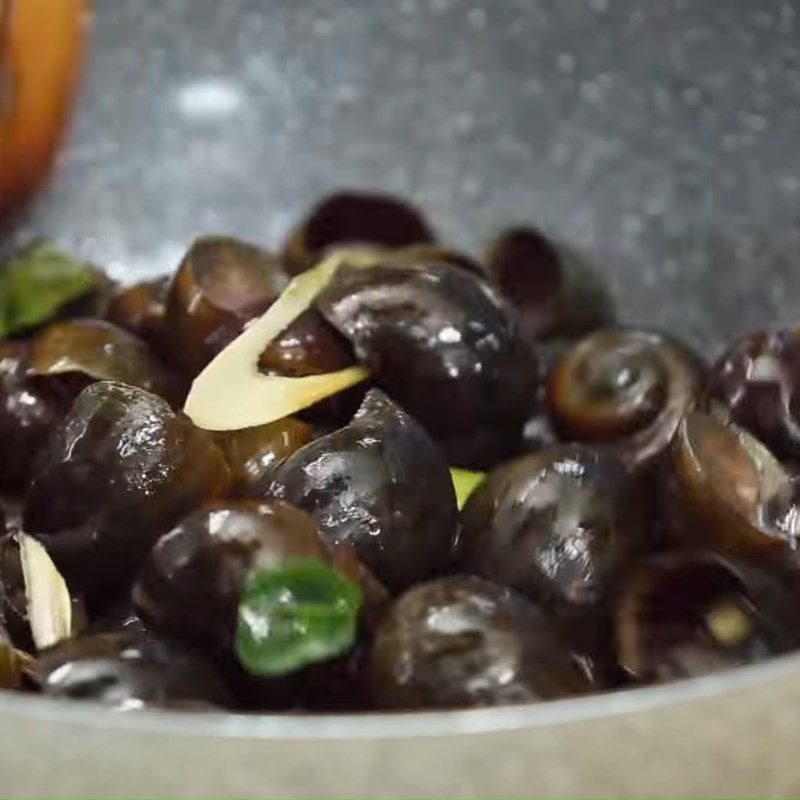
[1,190,799,713]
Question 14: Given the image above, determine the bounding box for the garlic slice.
[184,251,374,431]
[19,535,72,651]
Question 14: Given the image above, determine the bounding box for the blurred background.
[8,0,800,352]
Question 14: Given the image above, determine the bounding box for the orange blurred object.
[0,0,89,217]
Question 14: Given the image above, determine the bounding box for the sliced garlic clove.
[186,368,369,431]
[184,251,372,431]
[19,534,72,651]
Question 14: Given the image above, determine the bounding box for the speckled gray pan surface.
[11,0,800,356]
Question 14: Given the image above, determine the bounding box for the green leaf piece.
[0,240,97,338]
[450,467,486,509]
[236,558,362,677]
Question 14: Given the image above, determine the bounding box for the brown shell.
[165,236,286,375]
[282,191,434,276]
[549,329,704,470]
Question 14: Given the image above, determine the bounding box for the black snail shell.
[705,328,800,463]
[213,417,313,493]
[0,342,66,491]
[105,276,170,356]
[458,444,648,628]
[549,329,703,470]
[35,632,232,710]
[667,410,800,570]
[23,381,230,607]
[0,532,31,651]
[134,499,328,657]
[389,244,488,278]
[166,236,286,376]
[257,307,364,426]
[282,191,434,276]
[28,318,181,406]
[316,260,539,468]
[260,389,458,591]
[368,575,591,709]
[484,227,614,342]
[616,551,800,683]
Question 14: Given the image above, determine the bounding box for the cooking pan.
[3,1,800,796]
